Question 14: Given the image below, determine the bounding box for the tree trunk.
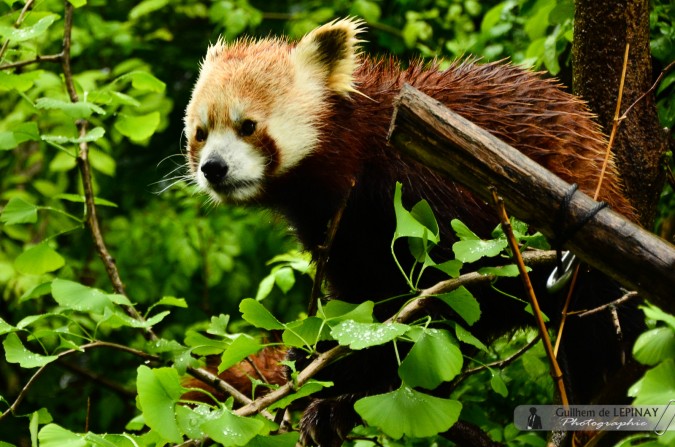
[573,0,667,227]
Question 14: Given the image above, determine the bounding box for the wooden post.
[388,84,675,314]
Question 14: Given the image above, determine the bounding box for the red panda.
[184,18,640,447]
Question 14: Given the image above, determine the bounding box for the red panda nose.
[200,155,229,185]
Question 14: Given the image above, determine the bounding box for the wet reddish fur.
[187,56,639,444]
[203,57,636,393]
[182,347,287,403]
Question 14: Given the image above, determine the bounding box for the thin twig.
[0,341,160,421]
[418,250,558,297]
[235,344,351,417]
[185,366,275,421]
[57,360,137,398]
[594,43,630,202]
[620,60,675,121]
[552,266,579,357]
[59,2,155,336]
[490,188,568,406]
[569,291,639,318]
[307,178,356,316]
[555,43,631,357]
[454,334,541,384]
[0,53,63,70]
[232,252,559,417]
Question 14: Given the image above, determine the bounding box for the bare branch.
[308,178,355,316]
[184,366,274,420]
[455,335,541,383]
[0,53,63,70]
[491,189,568,406]
[59,2,155,336]
[0,341,160,421]
[570,291,640,318]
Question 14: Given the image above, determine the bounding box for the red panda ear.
[292,18,365,97]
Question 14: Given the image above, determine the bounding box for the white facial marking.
[196,129,266,201]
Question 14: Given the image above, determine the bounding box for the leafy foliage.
[0,1,673,447]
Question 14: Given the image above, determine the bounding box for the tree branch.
[490,190,568,406]
[0,53,63,70]
[308,178,355,316]
[59,1,155,336]
[388,84,675,312]
[0,341,160,421]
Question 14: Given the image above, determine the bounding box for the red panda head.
[184,18,365,203]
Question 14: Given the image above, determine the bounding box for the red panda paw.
[299,395,362,447]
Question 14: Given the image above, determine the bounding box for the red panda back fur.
[184,18,640,447]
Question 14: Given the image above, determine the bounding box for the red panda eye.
[195,128,207,142]
[239,119,256,137]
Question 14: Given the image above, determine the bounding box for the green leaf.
[354,385,462,439]
[451,218,479,240]
[543,32,561,75]
[42,126,105,145]
[282,317,330,347]
[176,405,210,439]
[118,71,167,92]
[453,238,508,263]
[255,273,276,301]
[490,371,508,397]
[454,324,488,352]
[0,15,59,42]
[1,197,38,224]
[524,0,555,39]
[89,149,117,176]
[350,0,381,22]
[129,0,170,21]
[478,264,524,277]
[240,298,284,330]
[0,122,40,150]
[318,300,374,325]
[410,199,439,241]
[432,259,463,278]
[0,317,14,335]
[641,304,675,330]
[207,314,231,337]
[3,333,58,368]
[248,432,300,447]
[629,359,675,405]
[51,279,112,314]
[398,328,463,389]
[155,296,188,308]
[393,182,439,243]
[633,327,675,366]
[331,320,408,350]
[274,267,295,294]
[0,71,41,93]
[184,330,229,356]
[218,335,263,373]
[38,424,86,447]
[16,314,50,329]
[201,409,265,446]
[136,366,185,443]
[54,194,118,207]
[35,98,105,119]
[268,380,331,411]
[435,286,481,326]
[30,408,53,447]
[15,243,65,275]
[48,152,77,172]
[114,112,160,141]
[68,0,87,7]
